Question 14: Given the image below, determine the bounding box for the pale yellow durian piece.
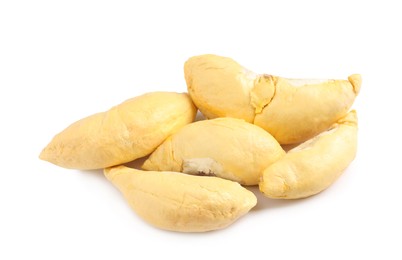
[254,75,360,144]
[143,117,285,185]
[184,55,257,122]
[40,92,196,170]
[104,166,257,232]
[259,110,358,199]
[184,54,361,144]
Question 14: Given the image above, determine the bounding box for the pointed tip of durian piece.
[103,165,125,181]
[337,110,358,126]
[348,74,362,95]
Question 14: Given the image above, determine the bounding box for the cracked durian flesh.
[184,54,361,144]
[259,110,358,199]
[39,92,196,170]
[104,166,257,232]
[142,117,285,185]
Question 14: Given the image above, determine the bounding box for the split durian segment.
[184,54,361,144]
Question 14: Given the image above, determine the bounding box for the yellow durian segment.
[40,92,196,169]
[143,117,285,185]
[184,54,361,144]
[104,166,257,232]
[259,110,358,199]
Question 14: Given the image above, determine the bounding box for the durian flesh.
[104,166,257,232]
[143,117,285,185]
[40,92,196,169]
[259,110,358,199]
[184,54,361,144]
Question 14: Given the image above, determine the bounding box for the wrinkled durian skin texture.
[104,166,257,232]
[40,92,196,169]
[259,110,358,199]
[184,54,361,144]
[142,117,285,185]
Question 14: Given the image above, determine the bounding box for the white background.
[1,0,401,259]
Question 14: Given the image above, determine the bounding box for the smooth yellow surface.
[143,117,285,185]
[40,92,196,169]
[259,110,358,199]
[184,54,361,144]
[104,166,257,232]
[254,74,360,144]
[184,54,256,122]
